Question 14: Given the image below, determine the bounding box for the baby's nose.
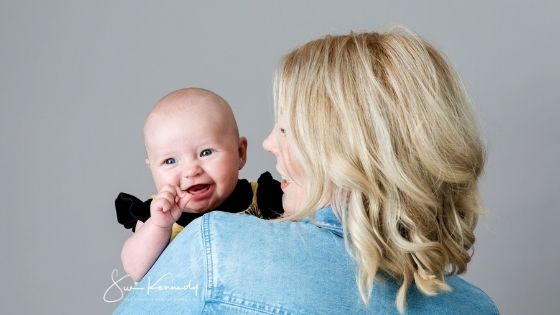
[183,163,202,179]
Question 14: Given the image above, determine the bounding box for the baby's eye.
[200,149,213,157]
[163,158,176,165]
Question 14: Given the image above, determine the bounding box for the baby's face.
[145,105,246,213]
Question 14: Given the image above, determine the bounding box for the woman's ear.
[238,136,248,170]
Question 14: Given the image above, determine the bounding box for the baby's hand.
[149,185,189,229]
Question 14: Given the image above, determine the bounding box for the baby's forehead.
[144,88,240,145]
[144,120,239,157]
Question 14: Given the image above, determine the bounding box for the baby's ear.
[145,158,150,166]
[238,136,248,169]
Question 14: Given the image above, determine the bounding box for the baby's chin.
[181,207,211,214]
[179,198,223,214]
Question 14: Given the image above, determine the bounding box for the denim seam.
[206,296,297,315]
[202,214,213,313]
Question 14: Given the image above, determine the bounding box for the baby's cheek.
[217,175,238,199]
[157,173,179,190]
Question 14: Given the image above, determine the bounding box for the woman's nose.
[262,129,276,154]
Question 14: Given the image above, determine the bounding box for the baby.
[116,87,282,281]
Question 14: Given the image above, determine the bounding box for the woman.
[114,26,498,314]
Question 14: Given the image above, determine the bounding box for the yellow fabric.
[170,223,184,241]
[169,181,260,241]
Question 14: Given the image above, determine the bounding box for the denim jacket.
[114,206,498,314]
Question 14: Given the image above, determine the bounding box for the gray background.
[1,1,558,314]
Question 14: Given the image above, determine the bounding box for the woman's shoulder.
[446,276,499,314]
[400,275,499,314]
[198,209,342,247]
[182,211,362,314]
[195,210,332,248]
[178,212,498,315]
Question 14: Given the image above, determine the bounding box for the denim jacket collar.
[303,205,343,237]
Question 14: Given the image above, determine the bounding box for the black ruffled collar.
[115,172,283,231]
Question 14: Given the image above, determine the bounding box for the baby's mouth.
[186,184,211,195]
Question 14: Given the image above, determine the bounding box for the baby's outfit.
[115,172,284,240]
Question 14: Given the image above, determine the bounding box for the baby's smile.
[184,183,215,202]
[186,184,211,194]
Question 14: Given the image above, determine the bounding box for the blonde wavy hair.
[275,26,485,313]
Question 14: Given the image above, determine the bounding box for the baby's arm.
[120,185,185,282]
